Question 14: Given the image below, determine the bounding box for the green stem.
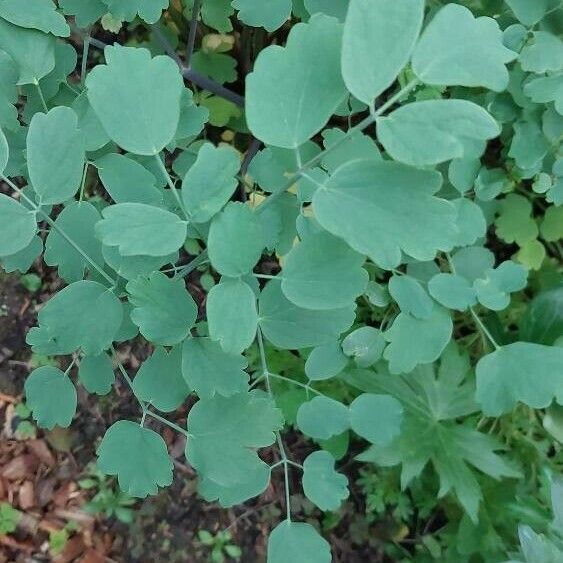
[256,328,293,521]
[79,161,90,202]
[175,250,209,279]
[267,372,324,397]
[146,410,190,437]
[35,82,48,113]
[154,154,188,220]
[257,79,419,214]
[81,35,90,83]
[2,175,117,286]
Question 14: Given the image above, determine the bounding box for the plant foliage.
[0,0,562,560]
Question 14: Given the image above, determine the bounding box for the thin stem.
[258,79,420,213]
[146,410,190,437]
[113,349,190,437]
[81,35,90,83]
[253,273,277,280]
[154,154,188,219]
[175,250,209,279]
[35,82,48,113]
[185,0,202,68]
[79,161,89,202]
[2,175,116,286]
[267,372,325,397]
[256,328,293,520]
[469,308,501,351]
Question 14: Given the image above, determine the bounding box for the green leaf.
[452,198,487,247]
[313,160,457,270]
[302,451,349,511]
[27,107,85,204]
[232,0,291,32]
[59,0,107,28]
[95,153,163,206]
[476,342,563,416]
[208,202,264,277]
[412,4,517,91]
[349,393,403,446]
[304,0,348,20]
[78,353,115,395]
[281,231,368,310]
[132,346,190,412]
[341,0,424,104]
[305,341,348,381]
[207,279,258,354]
[103,0,169,23]
[0,0,70,37]
[341,327,385,368]
[388,275,433,320]
[0,126,8,173]
[428,273,477,311]
[181,143,239,223]
[246,14,346,148]
[126,272,197,345]
[86,45,183,155]
[474,261,527,311]
[97,420,174,497]
[267,521,331,563]
[520,285,563,345]
[27,281,123,356]
[259,279,355,349]
[44,202,103,283]
[377,100,500,166]
[25,367,76,429]
[509,118,550,170]
[96,203,187,257]
[448,157,481,194]
[0,194,37,257]
[102,245,178,282]
[0,235,42,273]
[505,0,559,25]
[297,396,349,440]
[0,18,55,85]
[182,337,249,399]
[349,359,519,522]
[520,32,563,74]
[495,194,538,246]
[186,391,282,488]
[384,306,453,374]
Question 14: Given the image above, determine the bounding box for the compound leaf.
[78,353,115,396]
[95,153,163,206]
[44,202,103,283]
[267,521,331,563]
[181,143,240,223]
[305,341,348,381]
[341,327,385,368]
[186,391,283,488]
[126,272,197,345]
[428,273,477,311]
[342,0,424,104]
[474,261,527,311]
[0,194,37,257]
[86,45,183,155]
[476,342,563,416]
[207,278,258,354]
[25,367,76,429]
[208,202,264,277]
[96,203,187,257]
[388,275,433,319]
[0,0,70,37]
[313,160,457,270]
[349,393,404,446]
[259,279,355,349]
[520,32,563,74]
[132,346,190,412]
[505,0,559,25]
[384,306,453,374]
[412,3,517,91]
[97,420,174,497]
[59,0,107,27]
[296,396,349,440]
[246,14,346,148]
[377,100,500,166]
[27,281,123,356]
[302,451,349,511]
[102,0,169,23]
[281,231,368,310]
[0,18,55,85]
[27,106,85,204]
[182,337,249,399]
[232,0,291,32]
